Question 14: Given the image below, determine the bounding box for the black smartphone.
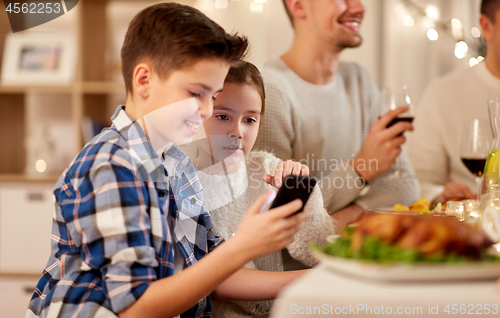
[269,175,317,214]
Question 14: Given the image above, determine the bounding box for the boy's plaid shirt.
[27,106,223,318]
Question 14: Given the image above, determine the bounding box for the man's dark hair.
[225,61,266,115]
[121,3,248,95]
[481,0,500,22]
[282,0,294,27]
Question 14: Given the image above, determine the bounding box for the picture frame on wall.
[1,32,76,85]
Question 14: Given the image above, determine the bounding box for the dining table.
[270,262,500,318]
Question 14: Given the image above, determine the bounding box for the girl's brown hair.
[224,61,266,115]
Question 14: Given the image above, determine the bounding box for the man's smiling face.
[306,0,366,51]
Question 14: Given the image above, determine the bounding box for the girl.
[193,61,335,317]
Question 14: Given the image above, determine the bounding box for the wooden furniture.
[0,0,152,276]
[0,0,128,182]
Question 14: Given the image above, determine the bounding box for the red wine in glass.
[461,157,487,176]
[387,117,414,137]
[387,117,414,128]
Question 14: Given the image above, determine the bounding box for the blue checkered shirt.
[27,105,223,318]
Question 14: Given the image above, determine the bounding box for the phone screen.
[269,175,317,214]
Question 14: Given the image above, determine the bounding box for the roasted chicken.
[349,214,492,259]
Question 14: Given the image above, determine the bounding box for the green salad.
[312,227,500,264]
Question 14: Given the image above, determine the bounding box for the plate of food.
[311,213,500,282]
[371,197,435,214]
[370,197,462,216]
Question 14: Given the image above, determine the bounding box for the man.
[407,0,500,203]
[254,0,420,228]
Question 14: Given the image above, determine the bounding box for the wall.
[9,0,488,173]
[381,0,483,105]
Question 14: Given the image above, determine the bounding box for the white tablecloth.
[270,263,500,318]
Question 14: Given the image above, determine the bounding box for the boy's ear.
[133,63,153,99]
[286,0,307,21]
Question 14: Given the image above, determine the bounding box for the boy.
[27,3,306,318]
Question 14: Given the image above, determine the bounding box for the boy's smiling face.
[135,58,229,148]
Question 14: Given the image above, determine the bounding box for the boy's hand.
[263,160,310,188]
[231,191,308,261]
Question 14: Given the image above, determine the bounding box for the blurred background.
[0,0,485,316]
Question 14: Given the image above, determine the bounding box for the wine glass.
[381,85,415,179]
[460,118,491,199]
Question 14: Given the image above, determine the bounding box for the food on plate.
[393,204,409,212]
[316,213,497,263]
[392,197,432,214]
[409,197,432,213]
[430,197,462,212]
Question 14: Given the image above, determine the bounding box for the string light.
[454,41,468,59]
[399,0,486,63]
[249,1,263,12]
[471,27,481,38]
[403,15,415,26]
[36,159,47,173]
[198,0,268,12]
[427,28,438,41]
[197,0,214,11]
[214,0,228,9]
[425,5,439,20]
[469,57,479,67]
[451,18,463,30]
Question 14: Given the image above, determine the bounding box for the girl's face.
[201,82,262,167]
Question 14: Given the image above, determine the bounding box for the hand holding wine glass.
[381,85,415,178]
[460,118,491,198]
[383,86,415,129]
[352,86,415,182]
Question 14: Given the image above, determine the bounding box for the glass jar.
[445,201,465,220]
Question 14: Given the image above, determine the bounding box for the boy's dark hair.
[481,0,500,22]
[121,3,249,95]
[282,0,294,27]
[225,61,266,115]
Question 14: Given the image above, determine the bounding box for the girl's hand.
[263,160,310,188]
[231,191,308,261]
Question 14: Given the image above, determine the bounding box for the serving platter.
[311,249,500,282]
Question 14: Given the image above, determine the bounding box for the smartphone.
[269,175,317,214]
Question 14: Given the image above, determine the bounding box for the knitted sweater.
[407,62,500,200]
[254,57,421,212]
[197,151,335,318]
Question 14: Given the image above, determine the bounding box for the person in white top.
[193,61,335,318]
[407,0,500,202]
[253,0,420,228]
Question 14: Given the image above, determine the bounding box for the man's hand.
[330,204,365,231]
[232,191,308,260]
[433,181,476,203]
[352,107,413,182]
[263,160,310,188]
